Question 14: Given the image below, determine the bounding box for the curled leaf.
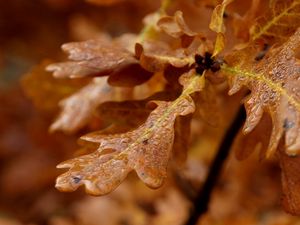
[209,0,234,56]
[157,11,197,39]
[135,34,211,74]
[136,41,195,72]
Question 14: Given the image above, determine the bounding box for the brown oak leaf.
[46,34,152,86]
[157,10,197,45]
[55,70,204,195]
[223,28,300,157]
[96,91,178,129]
[50,77,132,133]
[136,36,211,73]
[250,0,300,44]
[136,10,212,73]
[135,40,195,73]
[209,0,234,56]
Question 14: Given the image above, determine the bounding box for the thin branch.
[184,106,246,225]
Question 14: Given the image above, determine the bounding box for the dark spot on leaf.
[72,176,82,184]
[283,118,294,129]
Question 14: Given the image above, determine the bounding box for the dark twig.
[184,106,246,225]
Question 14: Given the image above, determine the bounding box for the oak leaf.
[216,0,300,215]
[50,77,133,133]
[92,89,180,138]
[55,70,204,195]
[135,40,195,73]
[250,0,300,44]
[209,0,234,56]
[231,0,263,41]
[136,37,211,74]
[136,10,212,73]
[223,28,300,157]
[157,10,197,43]
[50,65,165,133]
[96,91,178,129]
[46,34,152,86]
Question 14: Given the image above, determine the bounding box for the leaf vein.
[222,65,300,112]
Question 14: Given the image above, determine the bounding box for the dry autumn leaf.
[223,27,300,157]
[250,0,300,44]
[157,10,197,40]
[46,34,152,86]
[209,0,234,56]
[55,70,204,195]
[50,77,133,133]
[136,40,195,72]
